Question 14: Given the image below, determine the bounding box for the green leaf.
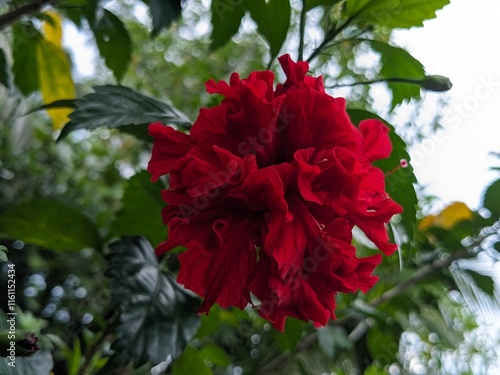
[108,171,166,247]
[150,0,183,37]
[366,322,402,365]
[284,317,304,351]
[345,0,450,29]
[199,344,230,367]
[347,109,417,241]
[0,199,102,251]
[364,364,387,375]
[103,236,201,369]
[0,245,7,262]
[463,269,496,296]
[57,85,191,141]
[483,179,500,218]
[419,306,463,348]
[244,0,291,62]
[317,325,351,359]
[210,0,245,50]
[0,351,53,375]
[0,48,12,90]
[172,346,212,375]
[94,9,132,82]
[12,23,41,95]
[367,39,425,108]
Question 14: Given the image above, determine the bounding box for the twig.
[327,77,424,89]
[306,16,354,63]
[0,0,55,30]
[298,0,307,61]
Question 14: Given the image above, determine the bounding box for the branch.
[327,77,417,88]
[0,0,54,30]
[306,16,354,63]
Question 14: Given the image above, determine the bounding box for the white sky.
[393,0,500,210]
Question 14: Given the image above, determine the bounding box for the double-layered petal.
[148,54,402,329]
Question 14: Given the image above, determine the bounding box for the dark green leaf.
[12,23,41,95]
[94,9,132,82]
[244,0,291,62]
[103,236,201,369]
[317,325,351,359]
[494,241,500,254]
[150,0,182,37]
[172,346,212,375]
[26,99,77,116]
[0,351,53,375]
[348,109,417,241]
[210,0,245,50]
[367,40,426,108]
[108,171,166,247]
[284,317,304,351]
[0,199,102,251]
[483,179,500,218]
[0,48,12,90]
[463,269,496,296]
[366,322,402,365]
[345,0,450,29]
[57,85,191,141]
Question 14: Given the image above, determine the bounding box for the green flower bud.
[0,331,40,357]
[420,75,453,92]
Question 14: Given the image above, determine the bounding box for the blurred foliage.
[0,0,499,374]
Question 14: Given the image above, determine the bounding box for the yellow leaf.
[43,11,63,48]
[419,202,474,231]
[38,11,75,130]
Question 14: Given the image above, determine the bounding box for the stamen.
[385,159,408,176]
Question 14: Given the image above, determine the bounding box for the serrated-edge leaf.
[57,85,191,141]
[346,0,450,29]
[26,99,77,116]
[104,236,200,368]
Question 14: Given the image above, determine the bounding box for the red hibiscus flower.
[148,54,402,330]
